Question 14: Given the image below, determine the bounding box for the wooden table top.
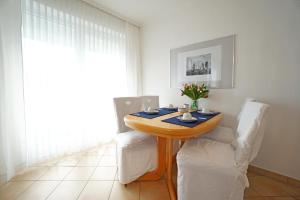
[124,112,222,139]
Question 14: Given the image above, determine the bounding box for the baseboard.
[248,165,300,188]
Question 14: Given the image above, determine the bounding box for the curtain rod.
[81,0,141,28]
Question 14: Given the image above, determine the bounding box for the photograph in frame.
[170,35,235,89]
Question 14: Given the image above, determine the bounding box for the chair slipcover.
[114,97,142,133]
[116,130,157,184]
[141,95,159,110]
[113,96,158,184]
[177,101,269,200]
[202,97,256,144]
[202,126,235,144]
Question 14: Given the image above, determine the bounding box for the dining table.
[124,109,222,200]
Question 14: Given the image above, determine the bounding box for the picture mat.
[170,35,235,89]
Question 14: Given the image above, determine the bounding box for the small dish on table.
[144,110,159,115]
[162,104,178,111]
[162,107,178,111]
[197,109,215,115]
[177,116,198,123]
[177,112,197,123]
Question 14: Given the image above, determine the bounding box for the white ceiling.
[88,0,201,26]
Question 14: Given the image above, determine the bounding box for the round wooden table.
[124,111,222,200]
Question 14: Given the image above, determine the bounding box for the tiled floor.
[1,143,300,200]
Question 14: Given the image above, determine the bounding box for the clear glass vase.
[191,99,198,110]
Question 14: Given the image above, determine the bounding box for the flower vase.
[191,100,198,110]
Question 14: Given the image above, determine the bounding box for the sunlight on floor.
[0,142,299,200]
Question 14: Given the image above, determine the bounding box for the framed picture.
[170,35,235,88]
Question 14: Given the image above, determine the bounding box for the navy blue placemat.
[160,107,178,112]
[130,108,177,119]
[162,111,220,128]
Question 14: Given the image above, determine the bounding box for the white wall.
[141,0,300,180]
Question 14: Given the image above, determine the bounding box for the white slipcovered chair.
[203,97,256,144]
[113,96,158,184]
[141,95,159,110]
[177,101,269,200]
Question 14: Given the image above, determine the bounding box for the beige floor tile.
[114,170,119,181]
[85,147,106,156]
[249,176,291,197]
[16,181,60,200]
[83,151,97,156]
[104,142,117,149]
[247,171,259,177]
[64,167,96,180]
[11,167,49,181]
[77,156,101,166]
[77,181,113,200]
[109,181,139,200]
[250,176,300,197]
[250,167,288,183]
[98,156,117,166]
[34,158,60,167]
[287,178,300,188]
[47,181,87,200]
[103,147,116,156]
[97,147,107,155]
[244,187,261,197]
[39,167,73,180]
[57,156,81,166]
[90,167,117,180]
[140,180,170,200]
[73,151,88,157]
[278,183,300,196]
[0,181,34,200]
[0,180,5,188]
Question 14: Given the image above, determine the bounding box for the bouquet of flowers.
[180,83,209,109]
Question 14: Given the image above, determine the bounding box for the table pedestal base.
[138,137,177,200]
[138,137,166,181]
[166,138,176,200]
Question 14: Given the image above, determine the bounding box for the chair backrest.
[141,96,159,110]
[234,101,269,166]
[113,97,143,133]
[236,97,256,123]
[233,98,256,136]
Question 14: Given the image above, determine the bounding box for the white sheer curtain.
[0,0,141,182]
[21,0,141,165]
[0,0,27,183]
[125,23,142,96]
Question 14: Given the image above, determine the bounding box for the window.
[21,0,140,163]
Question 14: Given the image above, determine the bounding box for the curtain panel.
[21,0,141,164]
[0,0,141,182]
[0,0,27,184]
